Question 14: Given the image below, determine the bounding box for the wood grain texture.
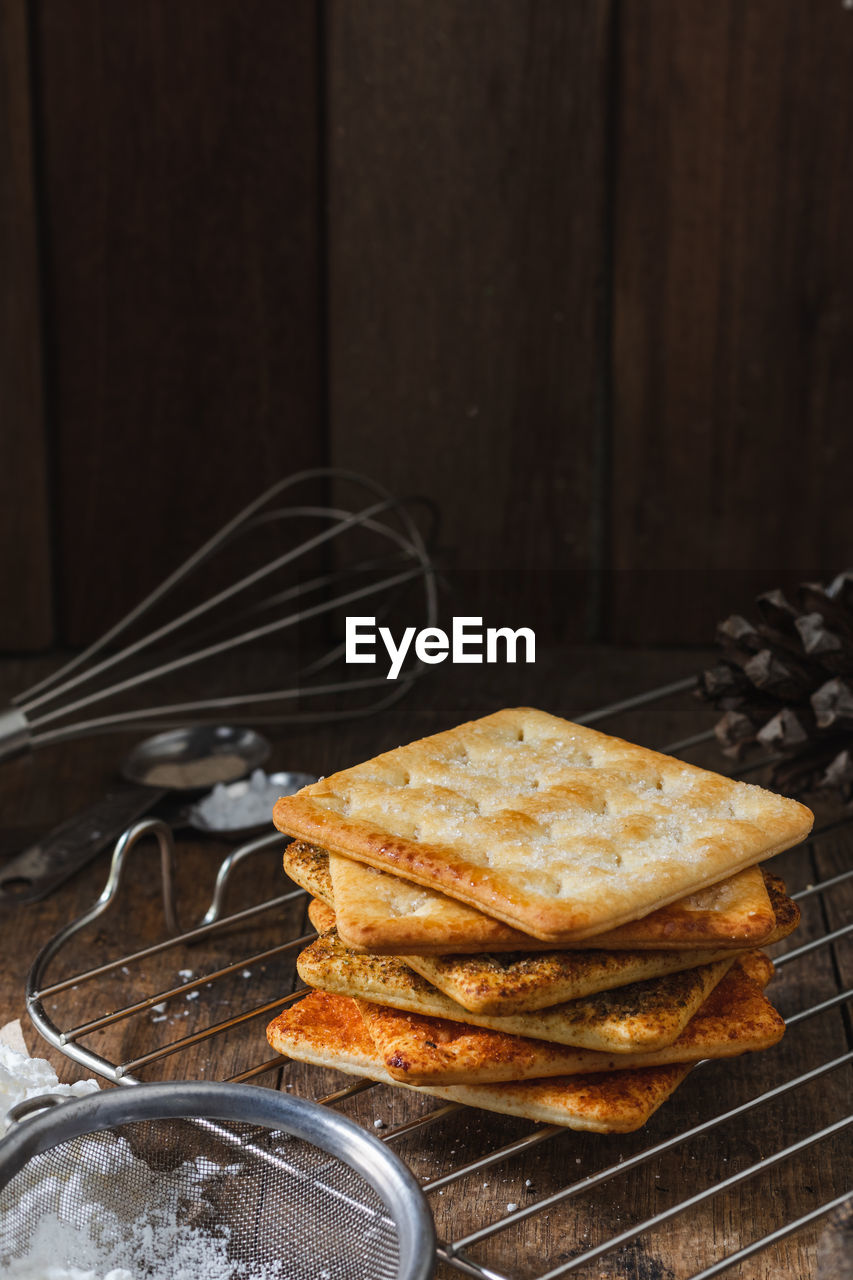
[0,0,53,649]
[0,647,847,1279]
[33,0,324,645]
[610,0,853,643]
[327,0,612,640]
[7,0,853,655]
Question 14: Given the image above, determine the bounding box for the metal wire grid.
[25,678,852,1280]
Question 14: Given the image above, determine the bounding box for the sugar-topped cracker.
[284,840,781,952]
[274,708,812,942]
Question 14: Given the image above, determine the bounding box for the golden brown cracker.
[403,942,737,1014]
[266,990,692,1133]
[296,930,735,1052]
[307,897,337,933]
[325,852,781,952]
[356,952,783,1084]
[275,709,811,940]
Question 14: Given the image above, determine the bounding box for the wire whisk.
[0,469,437,761]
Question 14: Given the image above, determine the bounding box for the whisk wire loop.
[5,470,437,753]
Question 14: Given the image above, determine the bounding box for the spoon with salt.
[181,767,317,842]
[0,725,274,906]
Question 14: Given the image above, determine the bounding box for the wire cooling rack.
[25,679,853,1280]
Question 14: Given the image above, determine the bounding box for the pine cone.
[698,571,853,802]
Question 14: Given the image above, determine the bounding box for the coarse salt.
[193,770,281,832]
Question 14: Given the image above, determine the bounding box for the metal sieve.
[0,1082,435,1280]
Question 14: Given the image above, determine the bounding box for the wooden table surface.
[0,647,849,1280]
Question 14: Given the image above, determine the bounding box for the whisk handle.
[0,708,31,763]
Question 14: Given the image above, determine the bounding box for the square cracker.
[357,951,783,1084]
[304,876,798,1009]
[329,852,779,953]
[296,929,735,1052]
[284,840,334,904]
[402,878,798,1013]
[307,897,338,933]
[274,709,812,941]
[286,839,781,952]
[266,990,692,1132]
[404,943,737,1015]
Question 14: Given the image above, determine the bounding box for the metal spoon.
[0,725,271,907]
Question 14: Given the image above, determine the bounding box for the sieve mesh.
[0,1116,401,1279]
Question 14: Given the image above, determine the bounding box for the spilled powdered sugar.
[0,1041,99,1139]
[4,1191,235,1280]
[0,1036,279,1280]
[3,1124,283,1280]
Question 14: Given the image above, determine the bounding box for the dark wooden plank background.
[610,0,853,643]
[30,0,324,645]
[327,0,611,641]
[2,0,853,650]
[0,0,53,649]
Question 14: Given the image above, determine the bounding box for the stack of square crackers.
[267,709,812,1133]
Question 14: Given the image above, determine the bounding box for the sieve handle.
[4,1093,70,1130]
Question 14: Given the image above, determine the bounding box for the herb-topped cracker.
[296,929,736,1052]
[354,951,782,1084]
